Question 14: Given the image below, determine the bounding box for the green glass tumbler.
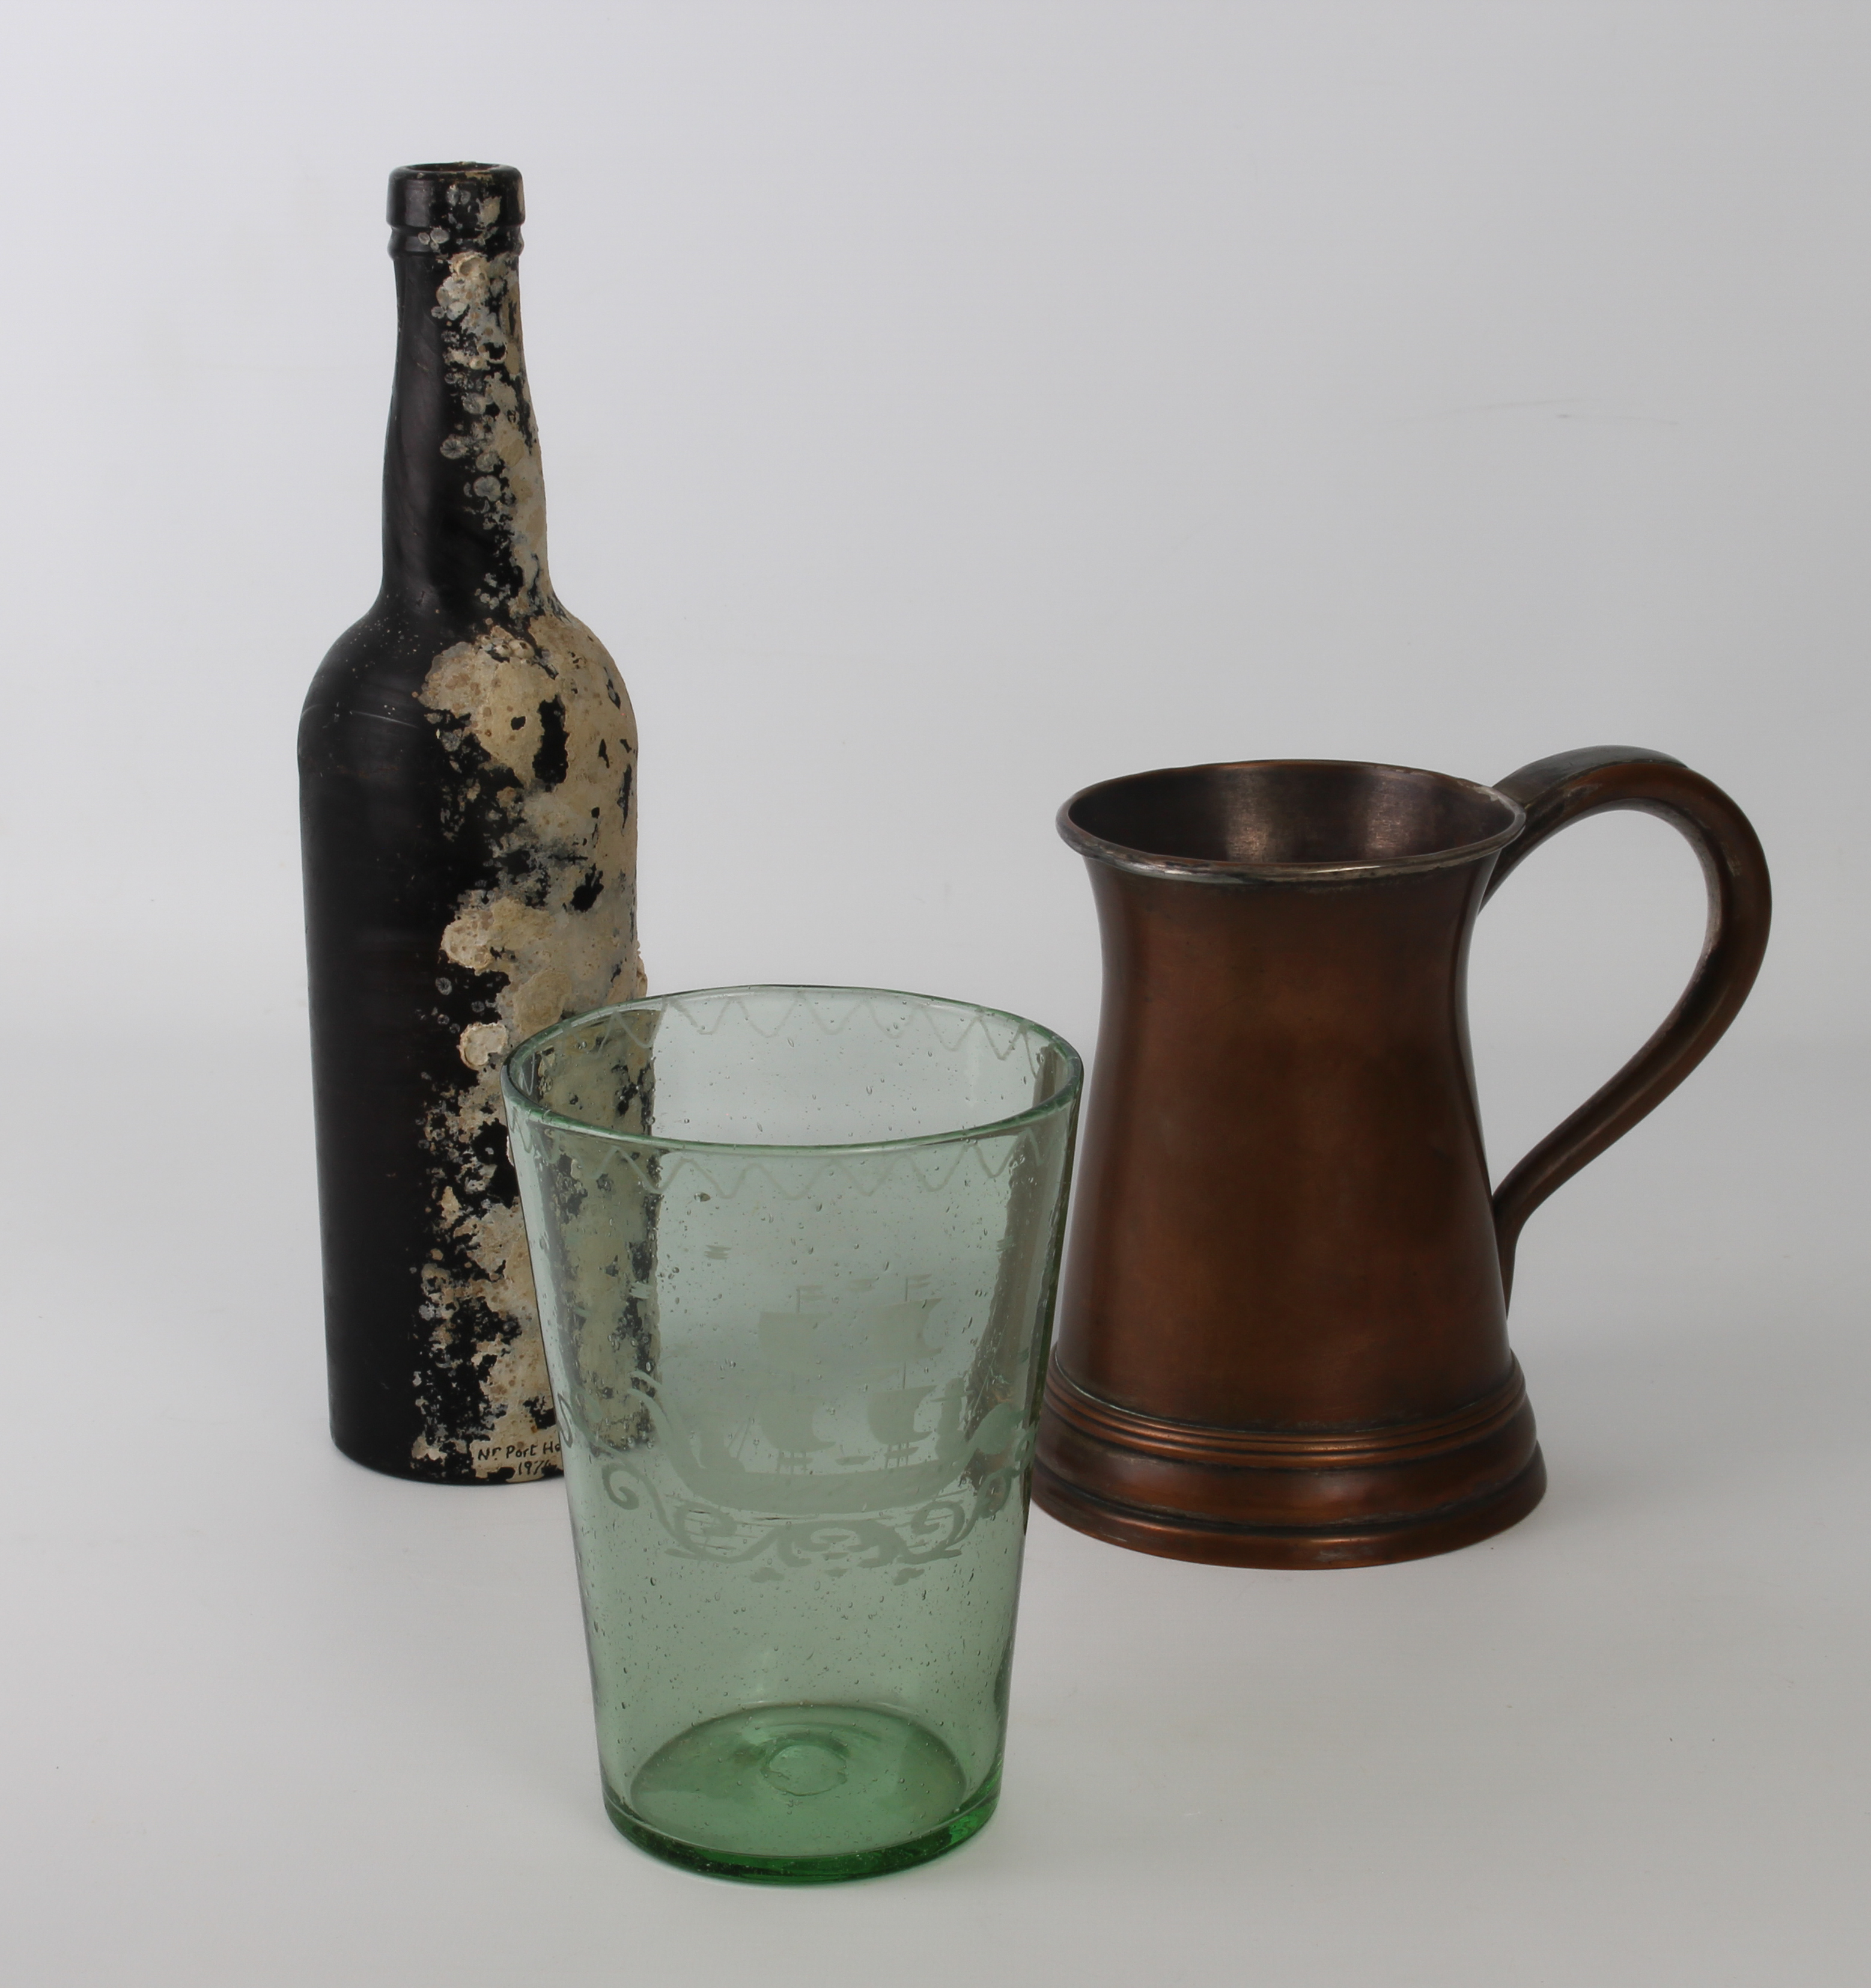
[502,987,1082,1883]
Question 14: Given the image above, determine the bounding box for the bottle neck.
[380,237,553,618]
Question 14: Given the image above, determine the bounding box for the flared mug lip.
[500,983,1085,1158]
[1058,757,1529,884]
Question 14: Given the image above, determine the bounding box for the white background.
[2,5,1866,1984]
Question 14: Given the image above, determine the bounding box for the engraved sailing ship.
[597,1278,1032,1567]
[610,1281,1024,1521]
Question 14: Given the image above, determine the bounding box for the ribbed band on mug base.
[1033,1359,1546,1569]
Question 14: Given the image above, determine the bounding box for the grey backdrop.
[4,6,1865,1984]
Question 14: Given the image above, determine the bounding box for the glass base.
[604,1703,1000,1883]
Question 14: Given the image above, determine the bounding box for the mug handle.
[1482,746,1772,1303]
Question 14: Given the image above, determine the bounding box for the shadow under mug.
[1034,747,1771,1569]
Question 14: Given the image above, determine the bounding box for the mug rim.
[1058,757,1527,884]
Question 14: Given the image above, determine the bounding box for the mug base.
[1034,1445,1547,1569]
[1034,1358,1547,1568]
[602,1704,999,1884]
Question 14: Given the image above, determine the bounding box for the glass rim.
[500,983,1085,1159]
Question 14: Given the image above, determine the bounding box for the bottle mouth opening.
[388,162,525,240]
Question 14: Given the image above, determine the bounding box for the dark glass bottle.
[300,163,644,1483]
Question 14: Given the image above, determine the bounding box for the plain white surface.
[2,4,1866,1981]
[5,1038,1867,1986]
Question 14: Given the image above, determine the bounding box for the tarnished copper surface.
[1035,752,1771,1567]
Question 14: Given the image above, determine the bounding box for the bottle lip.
[388,162,524,253]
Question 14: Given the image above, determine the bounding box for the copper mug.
[1034,749,1771,1569]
